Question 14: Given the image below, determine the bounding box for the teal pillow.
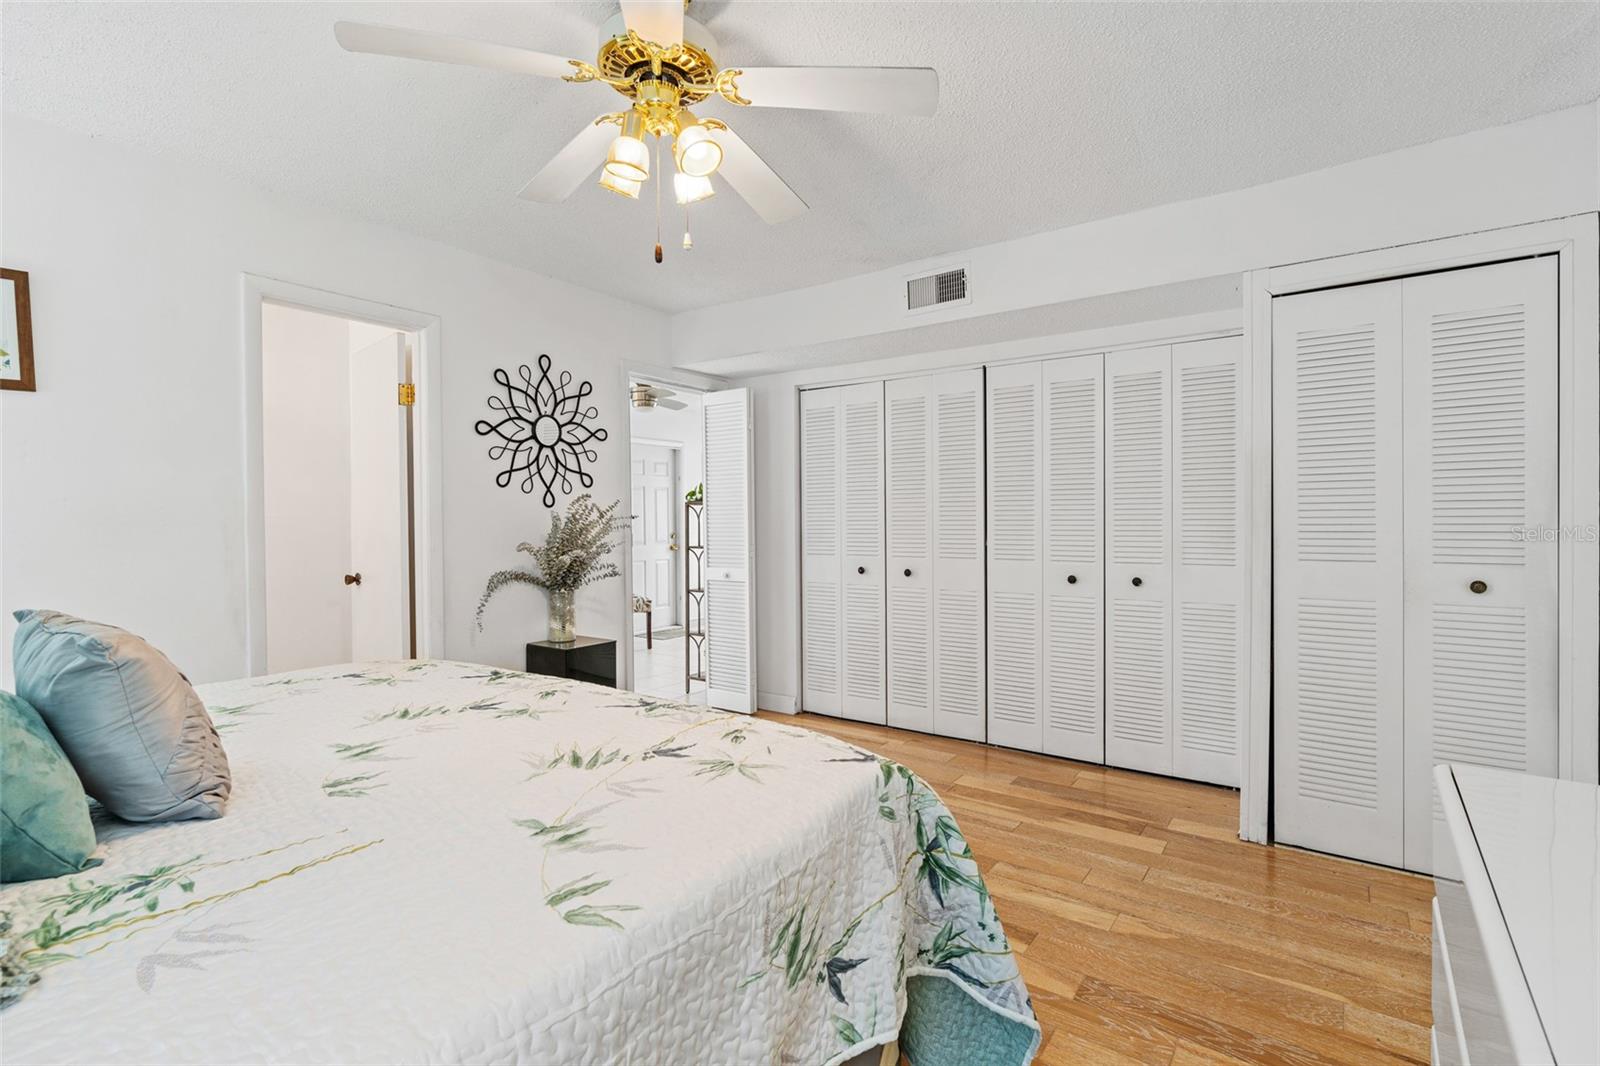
[13,610,230,822]
[1,690,99,883]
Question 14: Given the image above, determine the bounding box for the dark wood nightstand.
[525,636,617,688]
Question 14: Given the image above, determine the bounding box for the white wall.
[0,115,667,683]
[676,101,1599,373]
[262,303,353,672]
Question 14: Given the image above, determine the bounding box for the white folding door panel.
[703,388,756,713]
[987,362,1043,751]
[840,384,887,723]
[1041,354,1105,761]
[885,376,934,733]
[1104,346,1173,775]
[887,370,984,739]
[1400,257,1558,871]
[1170,337,1246,786]
[800,388,843,715]
[1273,282,1406,868]
[930,371,986,740]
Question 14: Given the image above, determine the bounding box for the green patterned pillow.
[1,690,99,883]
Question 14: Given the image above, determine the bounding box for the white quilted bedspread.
[0,661,1039,1065]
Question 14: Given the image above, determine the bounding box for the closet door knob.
[1469,579,1488,594]
[857,566,866,575]
[344,573,362,586]
[904,568,913,578]
[1067,574,1078,584]
[1131,576,1143,588]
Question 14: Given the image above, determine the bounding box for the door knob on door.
[903,568,912,578]
[1469,579,1488,594]
[344,573,362,586]
[857,566,866,575]
[1067,574,1078,584]
[1131,576,1143,587]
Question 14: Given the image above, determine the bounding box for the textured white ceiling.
[5,2,1597,313]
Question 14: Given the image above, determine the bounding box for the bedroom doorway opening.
[258,301,419,673]
[627,378,706,704]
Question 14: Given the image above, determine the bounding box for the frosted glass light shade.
[674,171,714,205]
[605,134,649,182]
[599,168,642,199]
[674,123,722,178]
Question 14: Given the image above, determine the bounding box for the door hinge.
[397,383,416,407]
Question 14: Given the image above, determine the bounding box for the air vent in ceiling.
[906,267,967,311]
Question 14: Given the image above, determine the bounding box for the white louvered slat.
[1105,346,1172,774]
[702,388,755,713]
[1273,281,1405,868]
[1041,354,1103,761]
[1401,257,1558,873]
[800,389,842,716]
[1171,337,1245,785]
[987,362,1043,751]
[932,371,985,740]
[885,377,934,734]
[839,383,886,723]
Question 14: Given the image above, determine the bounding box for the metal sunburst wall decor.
[475,354,607,506]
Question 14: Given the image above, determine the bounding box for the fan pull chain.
[683,201,693,251]
[653,134,663,264]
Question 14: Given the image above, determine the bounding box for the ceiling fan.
[630,382,688,411]
[334,1,938,257]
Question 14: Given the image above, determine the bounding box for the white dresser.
[1432,765,1599,1065]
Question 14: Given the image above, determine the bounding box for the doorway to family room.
[627,378,706,704]
[259,301,419,672]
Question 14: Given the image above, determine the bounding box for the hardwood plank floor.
[757,712,1434,1066]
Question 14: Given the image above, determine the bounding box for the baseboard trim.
[758,691,797,714]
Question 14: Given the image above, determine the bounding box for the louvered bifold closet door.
[930,370,986,740]
[1272,283,1406,868]
[1041,354,1105,761]
[1400,257,1558,873]
[987,362,1044,751]
[702,388,757,714]
[1170,337,1245,786]
[839,383,887,724]
[1104,346,1174,775]
[885,376,936,733]
[800,388,844,716]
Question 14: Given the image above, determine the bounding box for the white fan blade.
[649,385,678,398]
[708,126,807,225]
[657,398,689,411]
[517,121,618,203]
[619,0,683,47]
[726,66,939,117]
[334,21,580,80]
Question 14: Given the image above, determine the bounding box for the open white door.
[348,333,411,661]
[702,388,756,713]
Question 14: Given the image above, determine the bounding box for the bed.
[0,660,1039,1065]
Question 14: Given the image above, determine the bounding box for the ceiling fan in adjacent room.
[334,0,938,259]
[630,382,688,411]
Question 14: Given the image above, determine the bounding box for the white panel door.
[840,383,887,723]
[800,388,843,716]
[1042,353,1105,762]
[631,444,678,630]
[703,388,756,713]
[1273,282,1406,868]
[885,376,934,733]
[1400,257,1559,872]
[348,333,410,661]
[1171,337,1246,786]
[1104,346,1173,775]
[931,369,985,741]
[986,361,1043,751]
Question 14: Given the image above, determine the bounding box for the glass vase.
[547,588,576,644]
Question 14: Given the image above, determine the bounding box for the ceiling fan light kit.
[334,1,939,261]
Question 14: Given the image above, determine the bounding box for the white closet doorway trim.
[1242,213,1600,844]
[241,275,444,675]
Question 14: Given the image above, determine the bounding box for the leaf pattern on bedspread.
[0,660,1039,1066]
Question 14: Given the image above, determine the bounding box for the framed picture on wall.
[1,267,36,392]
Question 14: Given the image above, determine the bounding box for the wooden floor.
[759,712,1434,1066]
